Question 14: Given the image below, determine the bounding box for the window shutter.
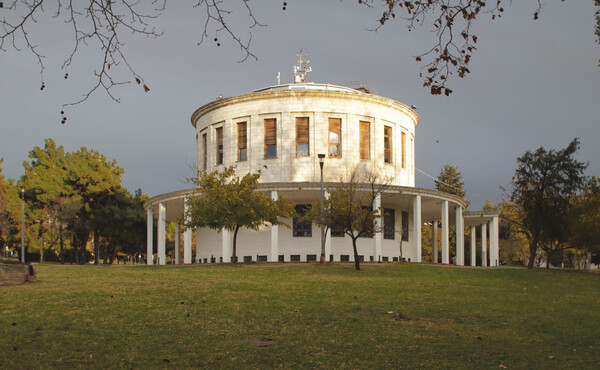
[264,119,276,146]
[296,117,309,143]
[401,131,406,168]
[359,121,370,160]
[237,122,247,150]
[329,118,341,136]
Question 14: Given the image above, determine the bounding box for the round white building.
[144,80,499,266]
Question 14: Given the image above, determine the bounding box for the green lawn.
[1,263,599,368]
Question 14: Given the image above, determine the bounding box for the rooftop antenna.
[293,49,312,83]
[277,71,281,85]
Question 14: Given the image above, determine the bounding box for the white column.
[157,202,166,265]
[413,195,422,262]
[222,229,231,263]
[470,226,476,267]
[441,200,449,264]
[175,223,180,264]
[492,216,499,266]
[196,230,202,263]
[324,190,331,262]
[432,221,438,263]
[455,206,464,266]
[374,193,382,262]
[270,191,279,262]
[325,228,331,262]
[481,223,487,267]
[183,199,192,264]
[146,208,154,265]
[488,220,495,266]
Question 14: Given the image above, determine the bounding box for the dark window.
[384,208,395,240]
[237,122,247,161]
[307,254,317,262]
[384,125,392,163]
[393,257,399,262]
[382,256,389,262]
[358,255,365,262]
[244,256,252,263]
[340,255,350,262]
[257,255,267,262]
[264,118,277,158]
[293,204,312,237]
[203,258,207,263]
[278,255,284,262]
[329,254,334,262]
[290,254,301,262]
[359,120,370,160]
[296,117,309,156]
[370,256,374,262]
[328,118,341,157]
[401,211,409,242]
[216,127,224,165]
[219,257,223,263]
[331,226,345,237]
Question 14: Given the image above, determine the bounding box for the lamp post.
[318,153,326,264]
[21,187,25,263]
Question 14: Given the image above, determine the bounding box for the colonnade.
[145,193,499,267]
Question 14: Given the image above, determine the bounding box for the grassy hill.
[1,263,599,368]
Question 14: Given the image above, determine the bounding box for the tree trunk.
[352,237,360,271]
[232,226,240,263]
[94,229,100,265]
[59,226,64,264]
[74,234,79,265]
[527,234,538,269]
[110,243,117,264]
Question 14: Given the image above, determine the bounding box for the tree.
[20,139,70,262]
[1,1,598,107]
[63,146,124,264]
[90,188,148,264]
[568,177,600,268]
[435,163,469,260]
[435,164,467,204]
[496,200,529,265]
[0,158,21,255]
[184,166,295,263]
[308,166,391,271]
[509,138,587,269]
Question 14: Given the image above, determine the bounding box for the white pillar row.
[175,223,180,265]
[183,198,192,264]
[455,206,464,266]
[441,200,449,264]
[157,202,166,265]
[481,223,487,267]
[470,226,476,267]
[374,193,382,262]
[492,216,499,266]
[412,195,422,262]
[270,191,279,262]
[222,229,231,263]
[432,221,438,263]
[146,208,154,265]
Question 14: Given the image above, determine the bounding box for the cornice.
[190,89,420,129]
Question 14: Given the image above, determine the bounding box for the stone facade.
[144,83,499,266]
